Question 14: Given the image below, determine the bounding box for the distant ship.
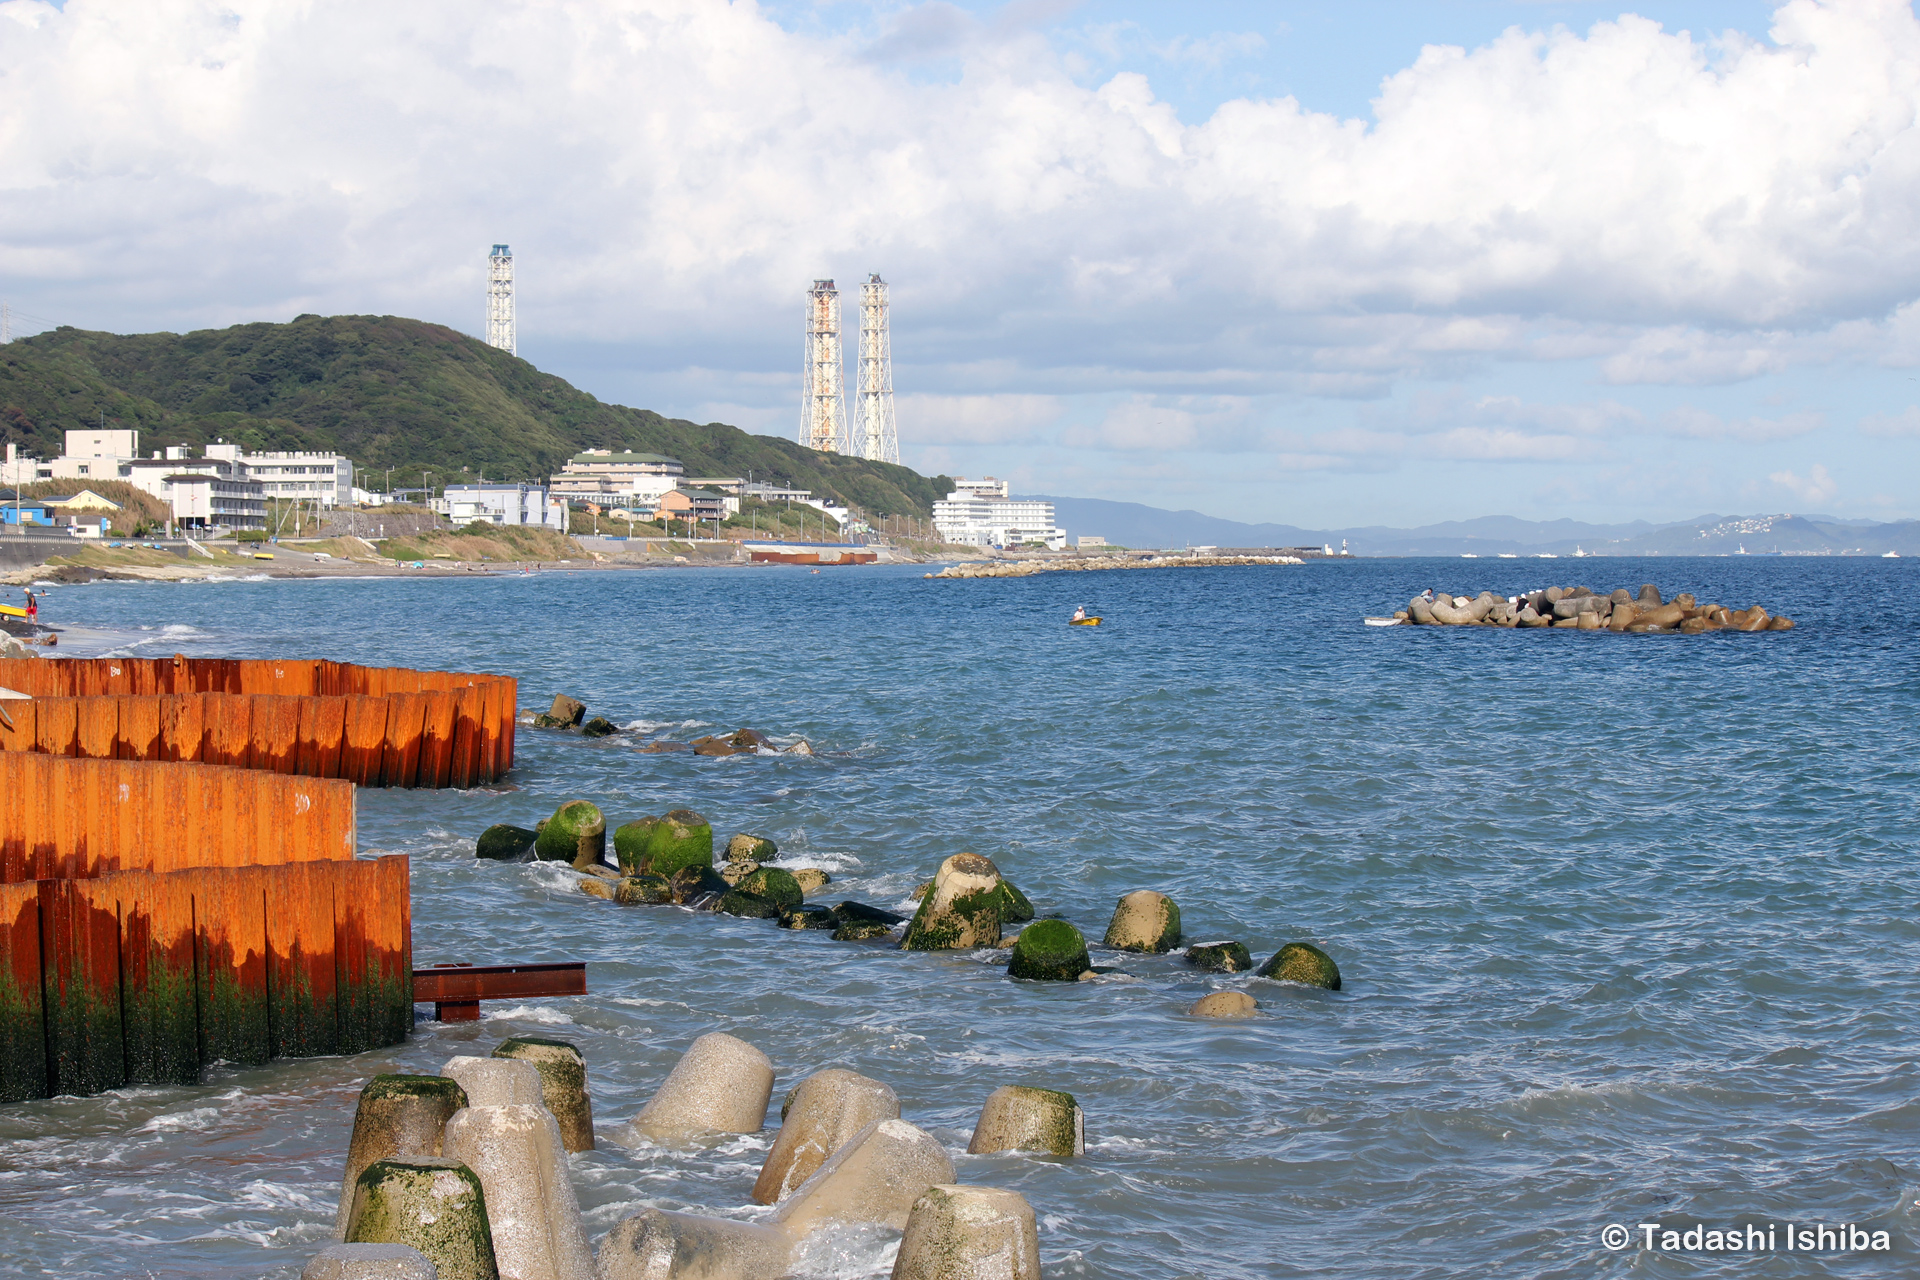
[1497,553,1518,558]
[1886,551,1902,558]
[1461,553,1478,558]
[1534,553,1559,559]
[1573,545,1588,557]
[1737,544,1748,555]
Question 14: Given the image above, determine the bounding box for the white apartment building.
[2,430,143,483]
[933,481,1064,549]
[123,454,267,530]
[435,483,569,531]
[205,444,351,507]
[548,450,685,502]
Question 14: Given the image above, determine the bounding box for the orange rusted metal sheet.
[116,696,161,761]
[33,696,79,758]
[76,696,118,761]
[194,865,269,1066]
[158,694,204,763]
[37,875,125,1096]
[342,696,390,787]
[266,858,337,1059]
[201,692,252,769]
[0,696,34,754]
[114,868,200,1086]
[0,879,45,1101]
[418,692,458,789]
[380,692,429,789]
[374,853,411,1042]
[296,695,346,779]
[448,685,481,789]
[477,679,504,783]
[252,695,301,774]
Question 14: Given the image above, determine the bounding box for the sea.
[0,557,1915,1279]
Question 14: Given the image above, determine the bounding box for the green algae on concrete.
[1101,890,1182,953]
[780,904,839,930]
[1006,920,1091,981]
[1185,941,1254,973]
[994,879,1035,923]
[612,874,674,905]
[734,866,802,911]
[494,1036,595,1153]
[533,801,606,869]
[338,1075,471,1229]
[475,824,539,861]
[345,1157,499,1280]
[613,809,713,878]
[716,890,782,919]
[902,853,1005,951]
[966,1084,1085,1156]
[1256,941,1342,990]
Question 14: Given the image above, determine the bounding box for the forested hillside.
[0,315,949,518]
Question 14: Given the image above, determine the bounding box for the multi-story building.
[548,450,686,503]
[435,483,569,531]
[659,488,737,523]
[205,444,352,507]
[932,480,1063,549]
[123,452,267,530]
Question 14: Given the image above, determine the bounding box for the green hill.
[0,314,950,518]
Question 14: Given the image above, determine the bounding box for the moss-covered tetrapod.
[1007,920,1091,981]
[532,801,605,869]
[735,866,802,911]
[613,809,713,878]
[1185,941,1253,973]
[344,1157,499,1280]
[475,824,538,861]
[1256,941,1341,990]
[493,1036,593,1152]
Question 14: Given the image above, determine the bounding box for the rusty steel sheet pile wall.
[0,657,516,787]
[0,657,476,1103]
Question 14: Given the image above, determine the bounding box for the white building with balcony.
[548,450,685,502]
[204,444,351,507]
[932,481,1064,549]
[434,483,569,531]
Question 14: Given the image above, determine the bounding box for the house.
[658,488,736,523]
[0,490,53,526]
[44,490,123,513]
[548,451,686,503]
[434,483,569,531]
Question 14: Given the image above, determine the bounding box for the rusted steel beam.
[412,962,587,1022]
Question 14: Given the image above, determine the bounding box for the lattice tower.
[856,274,899,464]
[486,244,515,355]
[801,279,845,452]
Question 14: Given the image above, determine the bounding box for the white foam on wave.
[622,718,710,734]
[484,1004,576,1025]
[135,1106,223,1133]
[160,623,206,636]
[767,852,863,873]
[786,1220,900,1280]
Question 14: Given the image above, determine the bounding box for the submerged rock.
[727,728,774,750]
[718,860,760,886]
[1185,941,1253,973]
[690,735,741,757]
[1006,920,1091,981]
[613,874,674,905]
[901,853,1005,951]
[727,834,779,862]
[831,901,905,942]
[790,868,831,895]
[669,865,731,909]
[1188,991,1258,1018]
[580,716,618,739]
[734,866,802,911]
[548,695,586,726]
[716,890,783,919]
[475,824,538,862]
[1256,941,1342,990]
[779,904,839,930]
[635,740,689,754]
[533,801,607,870]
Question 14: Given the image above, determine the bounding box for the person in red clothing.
[24,590,37,623]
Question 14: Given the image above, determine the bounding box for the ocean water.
[1,558,1916,1279]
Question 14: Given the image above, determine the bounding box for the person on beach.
[24,590,36,623]
[1071,604,1086,621]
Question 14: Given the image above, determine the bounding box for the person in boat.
[1071,605,1087,622]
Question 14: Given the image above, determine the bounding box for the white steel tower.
[801,279,845,453]
[856,274,899,464]
[486,244,516,355]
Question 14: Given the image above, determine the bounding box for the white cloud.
[1658,407,1825,441]
[1769,462,1838,504]
[895,392,1063,444]
[1860,406,1920,437]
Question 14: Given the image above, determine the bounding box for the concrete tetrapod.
[752,1068,901,1205]
[891,1185,1041,1280]
[302,1243,440,1280]
[443,1104,596,1280]
[1185,941,1253,973]
[598,1207,793,1280]
[1256,942,1342,990]
[1005,920,1090,981]
[901,853,1005,951]
[966,1086,1084,1157]
[337,1075,472,1234]
[622,1032,774,1144]
[442,1057,547,1109]
[613,809,714,879]
[533,801,607,870]
[343,1158,499,1280]
[1102,890,1181,953]
[476,825,539,862]
[773,1118,957,1237]
[493,1037,594,1153]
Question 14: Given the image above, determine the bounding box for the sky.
[3,0,1919,528]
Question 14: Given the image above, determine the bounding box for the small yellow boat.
[0,603,26,619]
[1069,616,1103,626]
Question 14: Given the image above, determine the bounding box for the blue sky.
[2,0,1915,527]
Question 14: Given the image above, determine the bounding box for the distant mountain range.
[1033,496,1920,557]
